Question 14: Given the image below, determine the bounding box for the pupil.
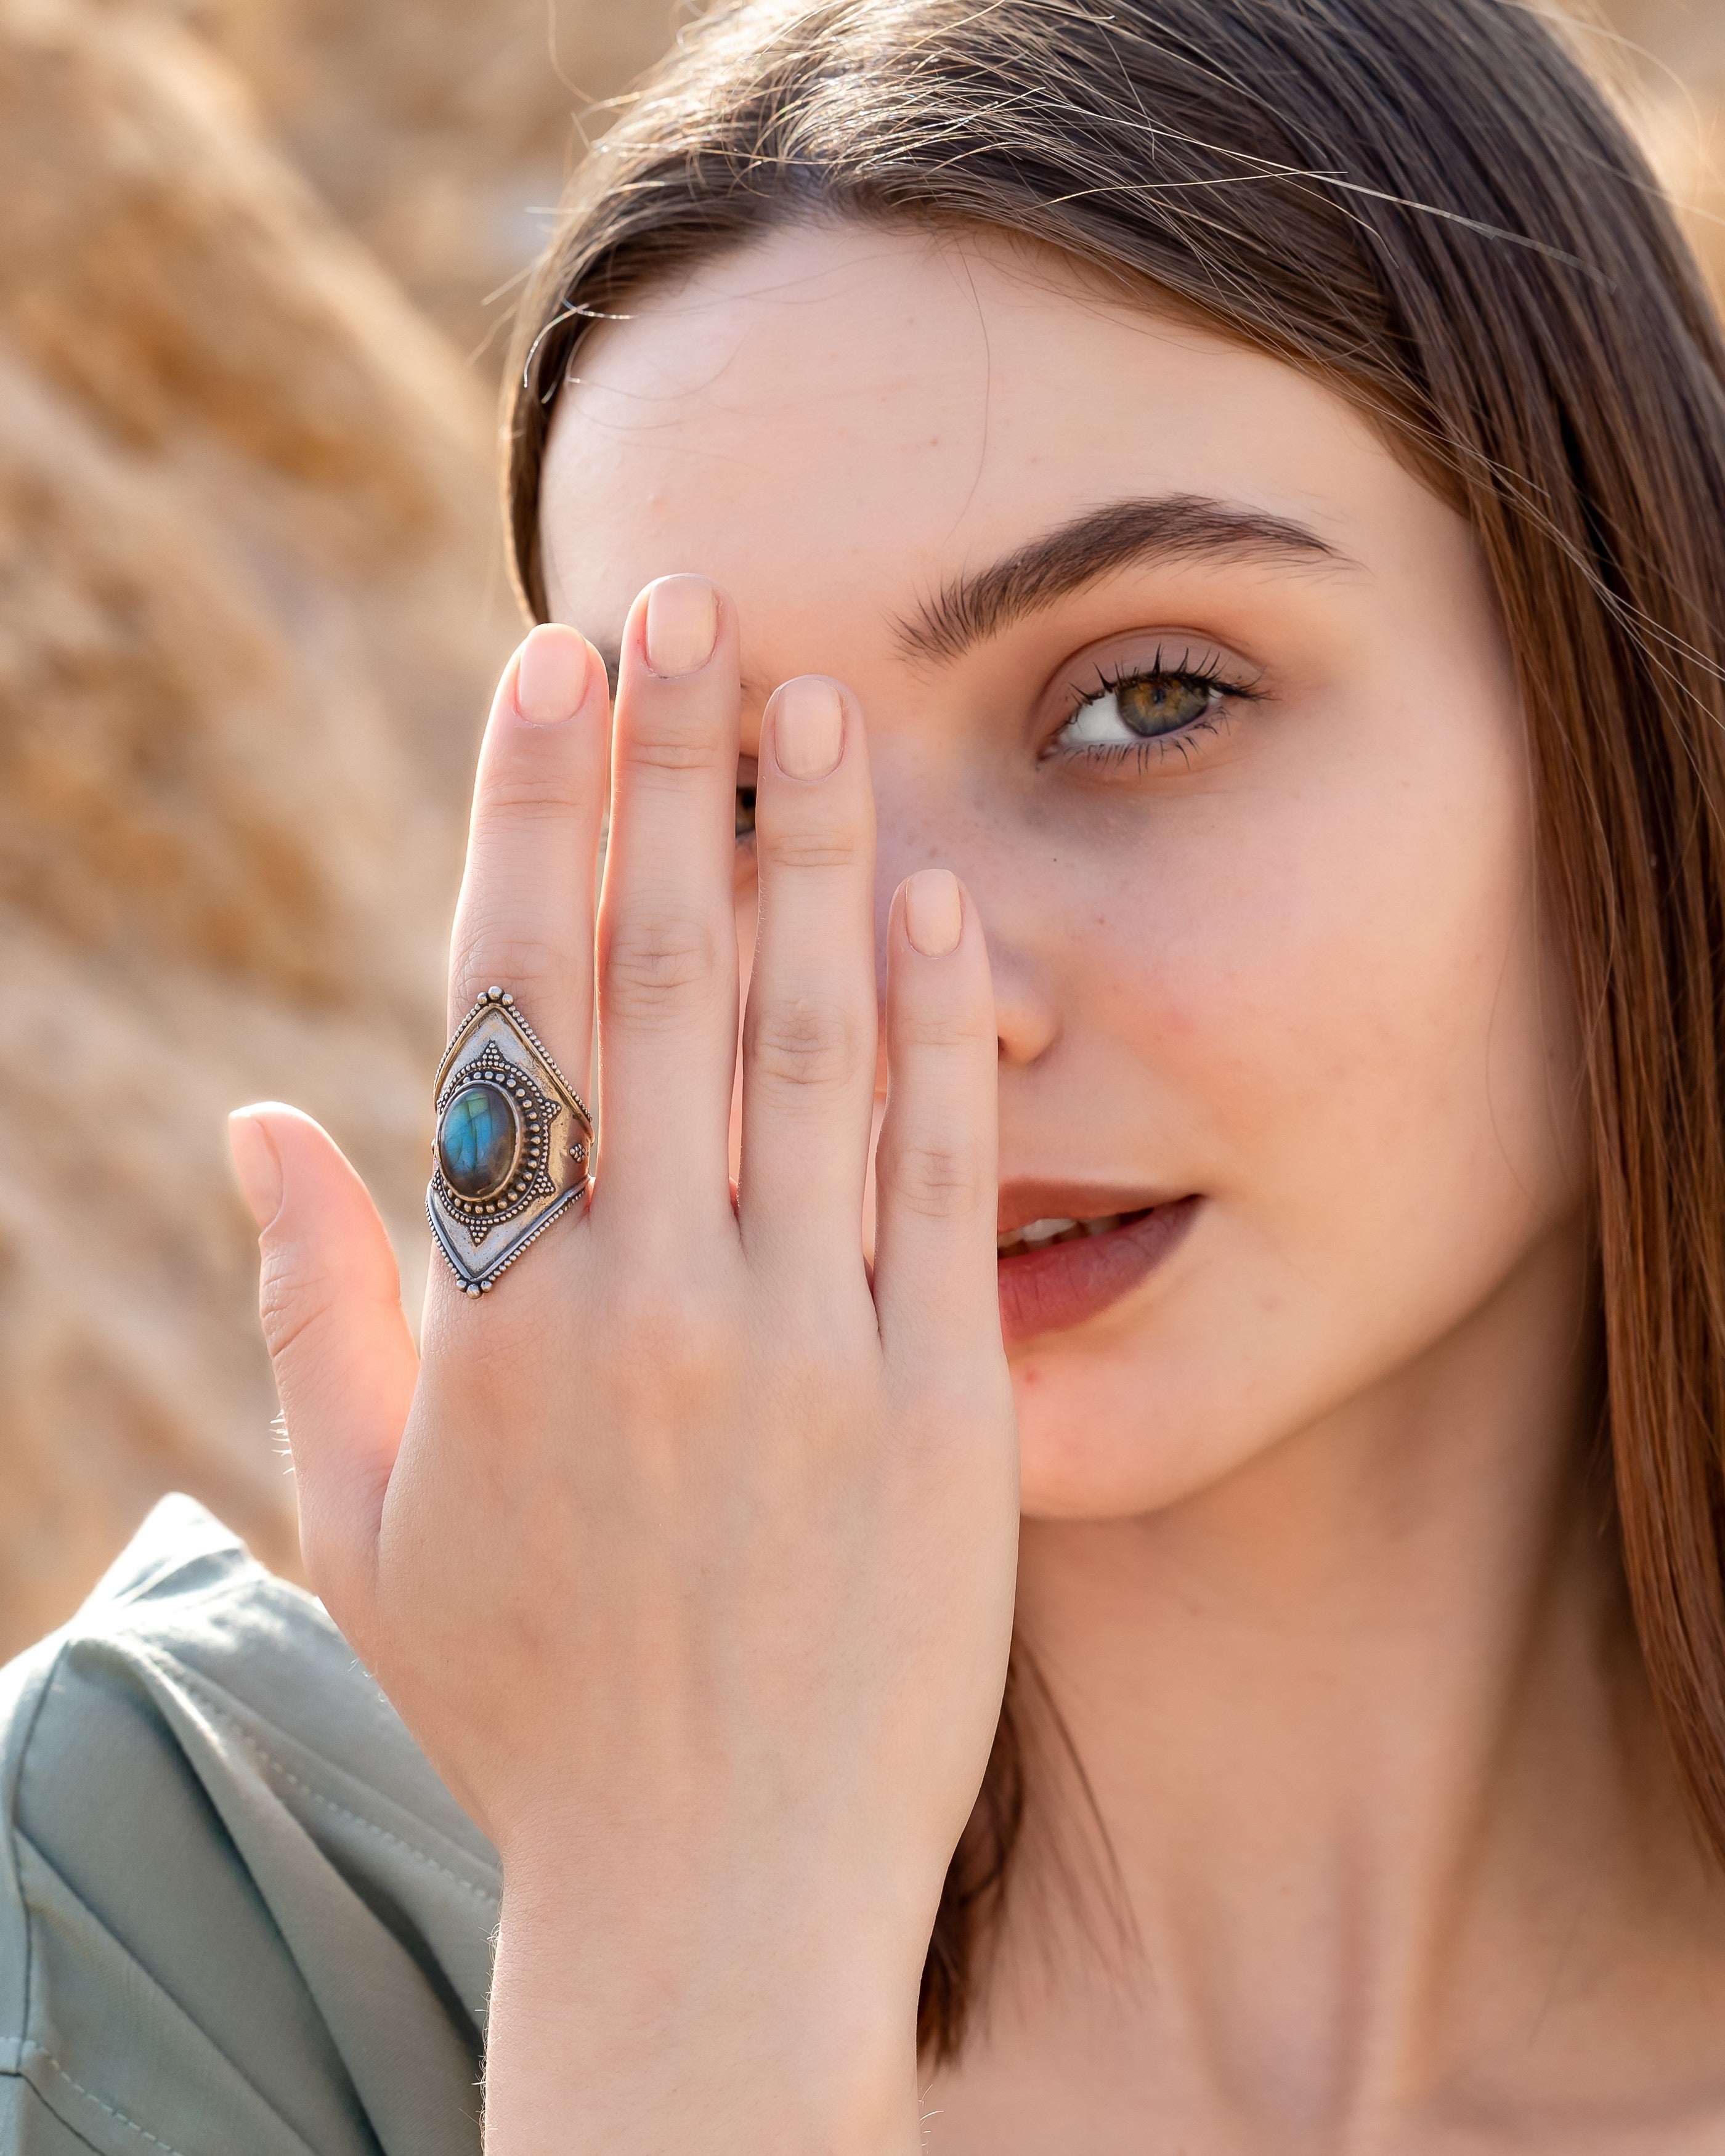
[736,785,757,839]
[1116,675,1212,737]
[438,1082,519,1200]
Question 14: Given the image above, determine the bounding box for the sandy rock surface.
[0,0,664,1655]
[184,0,675,355]
[1607,0,1725,306]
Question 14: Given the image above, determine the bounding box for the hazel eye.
[736,784,757,840]
[1060,671,1223,748]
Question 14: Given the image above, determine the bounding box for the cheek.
[1134,731,1576,1236]
[1257,833,1570,1239]
[1013,713,1587,1513]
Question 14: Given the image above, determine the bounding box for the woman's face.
[540,221,1588,1519]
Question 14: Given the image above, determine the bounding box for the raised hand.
[227,577,1018,2155]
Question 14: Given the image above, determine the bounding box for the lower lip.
[996,1199,1199,1345]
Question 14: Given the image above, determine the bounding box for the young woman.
[9,0,1725,2148]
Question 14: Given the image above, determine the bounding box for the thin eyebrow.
[893,493,1351,665]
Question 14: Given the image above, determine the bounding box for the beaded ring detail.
[427,987,593,1295]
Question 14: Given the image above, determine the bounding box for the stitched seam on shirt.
[159,1664,499,1907]
[9,1640,74,2069]
[20,2040,189,2155]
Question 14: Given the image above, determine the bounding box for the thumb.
[229,1103,417,1629]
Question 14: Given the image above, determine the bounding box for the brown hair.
[504,0,1725,2060]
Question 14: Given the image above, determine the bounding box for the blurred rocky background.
[0,0,673,1655]
[2,0,1724,1655]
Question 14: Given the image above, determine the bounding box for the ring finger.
[738,675,878,1276]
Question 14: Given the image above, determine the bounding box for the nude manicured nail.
[515,625,591,725]
[904,869,963,957]
[772,676,844,779]
[228,1110,283,1230]
[644,576,719,676]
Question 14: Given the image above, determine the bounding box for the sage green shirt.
[0,1496,498,2155]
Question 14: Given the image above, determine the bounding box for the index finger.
[448,623,609,1092]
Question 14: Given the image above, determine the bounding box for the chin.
[1006,1303,1345,1522]
[1010,1344,1217,1520]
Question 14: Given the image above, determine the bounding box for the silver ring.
[427,986,593,1296]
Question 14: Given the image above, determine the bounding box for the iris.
[438,1082,519,1199]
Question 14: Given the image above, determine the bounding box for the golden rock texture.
[1605,0,1725,308]
[184,0,673,354]
[0,0,665,1655]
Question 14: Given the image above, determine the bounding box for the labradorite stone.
[438,1082,519,1199]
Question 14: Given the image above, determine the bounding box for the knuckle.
[257,1243,339,1366]
[745,994,864,1092]
[877,1133,986,1222]
[450,928,564,1006]
[475,779,590,824]
[621,723,729,779]
[756,821,866,874]
[602,910,722,1019]
[893,1000,983,1055]
[258,1237,399,1369]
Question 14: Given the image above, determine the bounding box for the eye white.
[1055,675,1223,750]
[1058,687,1142,747]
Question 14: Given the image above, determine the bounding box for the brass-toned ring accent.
[427,986,593,1295]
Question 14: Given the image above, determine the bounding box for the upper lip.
[994,1180,1186,1238]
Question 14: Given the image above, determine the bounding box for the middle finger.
[593,575,742,1233]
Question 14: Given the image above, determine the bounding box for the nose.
[986,926,1063,1069]
[873,817,1060,1073]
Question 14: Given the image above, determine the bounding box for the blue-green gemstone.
[438,1082,519,1199]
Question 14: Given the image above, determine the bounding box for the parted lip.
[995,1179,1186,1239]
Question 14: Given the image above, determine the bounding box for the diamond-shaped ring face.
[427,989,592,1294]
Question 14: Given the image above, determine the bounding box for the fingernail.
[644,576,719,676]
[515,624,591,725]
[229,1110,284,1230]
[904,869,963,957]
[771,676,844,780]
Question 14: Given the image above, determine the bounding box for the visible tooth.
[997,1212,1138,1255]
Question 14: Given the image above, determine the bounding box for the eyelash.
[1049,647,1264,771]
[734,647,1262,837]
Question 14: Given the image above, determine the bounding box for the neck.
[949,1222,1725,2146]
